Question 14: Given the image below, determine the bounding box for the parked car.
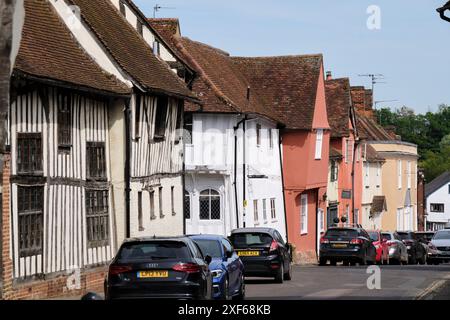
[319,226,377,266]
[367,230,389,265]
[429,229,450,264]
[397,231,427,265]
[188,234,245,300]
[104,237,213,300]
[229,228,292,283]
[381,232,408,265]
[414,231,440,265]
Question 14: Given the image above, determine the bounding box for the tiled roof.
[232,55,323,130]
[14,0,130,95]
[371,196,387,214]
[357,114,393,141]
[325,78,352,138]
[425,171,450,197]
[365,144,385,162]
[165,37,281,122]
[69,0,196,101]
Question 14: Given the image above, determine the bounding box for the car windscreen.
[324,229,358,238]
[193,239,223,258]
[397,233,412,240]
[230,233,273,248]
[367,231,379,241]
[433,230,450,240]
[117,241,191,262]
[416,233,433,242]
[381,233,392,241]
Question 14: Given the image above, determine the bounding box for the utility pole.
[358,74,386,109]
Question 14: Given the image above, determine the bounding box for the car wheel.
[330,259,337,266]
[350,260,356,266]
[284,262,292,280]
[275,264,284,284]
[233,275,245,300]
[319,257,327,266]
[359,253,367,266]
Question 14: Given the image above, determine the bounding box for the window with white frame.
[377,162,381,187]
[256,124,262,147]
[199,189,221,220]
[397,208,403,231]
[270,198,276,220]
[345,139,353,163]
[262,199,267,221]
[268,128,273,149]
[300,194,308,234]
[407,161,411,189]
[253,200,259,223]
[315,129,324,160]
[397,160,402,189]
[364,162,370,187]
[318,209,324,232]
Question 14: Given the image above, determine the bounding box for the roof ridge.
[232,53,323,60]
[182,37,231,56]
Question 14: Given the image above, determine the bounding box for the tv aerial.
[153,4,176,18]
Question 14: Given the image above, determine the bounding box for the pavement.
[45,263,450,300]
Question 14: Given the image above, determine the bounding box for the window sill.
[139,227,145,232]
[300,232,308,236]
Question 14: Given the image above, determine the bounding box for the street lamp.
[437,1,450,22]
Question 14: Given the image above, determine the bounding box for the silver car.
[429,229,450,264]
[381,232,408,265]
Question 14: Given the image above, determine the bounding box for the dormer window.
[153,40,160,56]
[137,20,143,36]
[315,129,324,160]
[119,1,126,17]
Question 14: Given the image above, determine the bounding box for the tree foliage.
[375,104,450,181]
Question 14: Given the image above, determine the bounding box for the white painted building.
[425,171,450,231]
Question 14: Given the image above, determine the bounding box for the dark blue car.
[189,234,245,300]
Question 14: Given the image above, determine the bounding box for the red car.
[367,230,389,264]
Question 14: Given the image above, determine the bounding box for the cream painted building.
[368,141,419,232]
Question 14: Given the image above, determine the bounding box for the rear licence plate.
[238,251,260,257]
[331,243,348,249]
[138,270,169,278]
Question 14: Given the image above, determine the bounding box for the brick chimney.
[326,71,332,80]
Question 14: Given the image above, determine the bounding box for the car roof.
[122,236,192,244]
[231,227,276,235]
[188,234,227,241]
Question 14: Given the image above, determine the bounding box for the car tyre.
[284,262,292,280]
[319,257,327,266]
[233,275,245,300]
[275,264,284,284]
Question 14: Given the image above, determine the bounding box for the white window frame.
[318,208,324,232]
[262,199,267,221]
[300,194,308,235]
[407,161,411,189]
[268,128,273,149]
[364,162,370,187]
[397,160,402,190]
[270,198,276,220]
[253,199,259,224]
[315,129,324,160]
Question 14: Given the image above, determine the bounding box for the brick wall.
[1,154,108,300]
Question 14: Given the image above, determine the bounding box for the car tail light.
[269,240,279,252]
[387,241,397,247]
[173,263,201,273]
[320,237,329,244]
[109,265,132,276]
[350,238,364,245]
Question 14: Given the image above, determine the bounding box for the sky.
[134,0,450,114]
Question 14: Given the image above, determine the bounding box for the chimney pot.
[326,71,332,80]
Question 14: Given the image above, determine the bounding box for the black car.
[319,226,376,266]
[229,228,292,283]
[105,237,213,300]
[397,231,427,264]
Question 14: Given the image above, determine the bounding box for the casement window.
[364,162,370,187]
[154,96,168,139]
[134,95,141,139]
[17,133,43,174]
[153,40,161,56]
[149,191,156,220]
[318,209,324,232]
[138,191,143,231]
[300,194,308,234]
[268,128,273,149]
[17,186,44,257]
[354,209,359,225]
[184,113,193,144]
[199,189,220,220]
[85,189,109,248]
[171,186,176,215]
[159,187,164,218]
[262,199,267,221]
[396,208,403,231]
[256,124,262,147]
[253,200,259,223]
[184,190,191,219]
[345,139,353,163]
[119,1,126,16]
[57,92,72,148]
[86,142,106,180]
[270,198,276,220]
[315,129,324,160]
[330,160,338,182]
[430,203,445,213]
[407,161,411,189]
[137,20,143,36]
[345,205,350,222]
[397,160,402,189]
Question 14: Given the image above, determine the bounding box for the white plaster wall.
[427,183,450,224]
[362,161,383,204]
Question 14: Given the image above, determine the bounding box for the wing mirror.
[205,255,212,265]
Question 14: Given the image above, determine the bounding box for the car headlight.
[211,269,224,278]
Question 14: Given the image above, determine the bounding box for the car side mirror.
[205,255,212,265]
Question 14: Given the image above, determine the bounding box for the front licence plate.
[138,270,169,278]
[332,244,348,249]
[238,251,260,257]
